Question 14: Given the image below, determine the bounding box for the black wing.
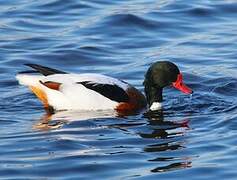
[24,64,67,76]
[77,81,129,103]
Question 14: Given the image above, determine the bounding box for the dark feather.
[24,64,67,76]
[77,81,129,103]
[18,70,39,74]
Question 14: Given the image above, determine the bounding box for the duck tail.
[16,73,42,87]
[24,64,66,76]
[16,73,50,108]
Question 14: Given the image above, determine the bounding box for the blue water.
[1,0,237,179]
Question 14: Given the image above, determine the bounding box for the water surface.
[0,0,237,179]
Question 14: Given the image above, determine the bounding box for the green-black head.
[143,61,193,108]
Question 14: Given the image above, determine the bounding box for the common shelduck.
[16,61,193,113]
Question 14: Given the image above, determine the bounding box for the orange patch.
[29,86,49,108]
[40,81,61,91]
[116,87,147,112]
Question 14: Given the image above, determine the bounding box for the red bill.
[172,73,193,94]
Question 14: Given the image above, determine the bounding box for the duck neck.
[144,84,163,107]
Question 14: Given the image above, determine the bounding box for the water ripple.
[1,0,237,179]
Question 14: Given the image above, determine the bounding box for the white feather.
[149,102,162,111]
[16,74,43,87]
[42,73,129,90]
[16,73,129,111]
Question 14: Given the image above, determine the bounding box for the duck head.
[143,61,193,111]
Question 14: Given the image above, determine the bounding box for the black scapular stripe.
[77,81,129,103]
[24,64,67,76]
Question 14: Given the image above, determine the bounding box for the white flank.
[16,73,130,111]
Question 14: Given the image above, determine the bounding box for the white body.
[16,73,130,111]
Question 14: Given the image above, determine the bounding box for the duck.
[16,61,193,113]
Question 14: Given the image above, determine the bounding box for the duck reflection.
[141,110,192,172]
[141,110,189,139]
[33,109,139,130]
[150,161,192,173]
[33,109,120,130]
[34,109,192,173]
